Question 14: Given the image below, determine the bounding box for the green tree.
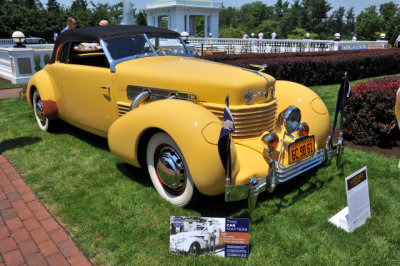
[355,6,382,40]
[256,19,279,38]
[219,27,244,38]
[379,1,400,44]
[238,1,272,33]
[46,0,60,12]
[219,5,241,29]
[70,0,87,11]
[301,0,332,38]
[344,7,355,37]
[136,11,147,25]
[274,0,289,21]
[328,7,345,37]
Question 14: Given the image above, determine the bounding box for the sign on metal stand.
[329,166,371,233]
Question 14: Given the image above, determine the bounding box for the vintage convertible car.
[26,25,343,209]
[170,224,221,255]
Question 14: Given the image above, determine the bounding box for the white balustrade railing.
[0,39,15,47]
[0,45,53,84]
[188,37,388,55]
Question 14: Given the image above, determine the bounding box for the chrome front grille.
[117,102,130,116]
[203,99,278,138]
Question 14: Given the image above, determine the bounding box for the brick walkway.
[1,89,92,265]
[0,88,22,99]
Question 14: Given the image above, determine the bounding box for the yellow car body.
[27,25,339,208]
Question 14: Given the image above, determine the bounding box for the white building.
[145,0,221,37]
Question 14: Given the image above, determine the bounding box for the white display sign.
[169,216,249,257]
[329,166,371,233]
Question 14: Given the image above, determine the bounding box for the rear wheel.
[146,132,194,207]
[32,90,55,131]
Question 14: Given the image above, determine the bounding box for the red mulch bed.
[333,129,400,159]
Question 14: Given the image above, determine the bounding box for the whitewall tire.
[146,132,194,207]
[32,90,55,131]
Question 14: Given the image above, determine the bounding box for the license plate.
[288,135,315,164]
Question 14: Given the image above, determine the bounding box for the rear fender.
[108,100,227,195]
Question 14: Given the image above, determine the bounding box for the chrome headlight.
[279,106,301,133]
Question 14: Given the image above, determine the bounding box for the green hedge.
[202,49,400,86]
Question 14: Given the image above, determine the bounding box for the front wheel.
[32,90,55,131]
[146,132,195,207]
[188,243,200,256]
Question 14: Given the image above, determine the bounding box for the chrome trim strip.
[276,151,325,181]
[143,34,157,54]
[179,36,194,56]
[129,91,151,110]
[100,39,114,72]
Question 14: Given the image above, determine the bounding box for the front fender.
[108,100,226,196]
[275,80,331,149]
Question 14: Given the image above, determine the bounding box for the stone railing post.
[6,47,35,84]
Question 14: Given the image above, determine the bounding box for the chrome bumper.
[225,134,344,211]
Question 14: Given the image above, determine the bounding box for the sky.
[51,0,389,15]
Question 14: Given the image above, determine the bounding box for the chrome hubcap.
[155,146,187,194]
[34,95,46,124]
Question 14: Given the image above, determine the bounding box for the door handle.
[100,86,110,90]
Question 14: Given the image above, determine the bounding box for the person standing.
[99,20,109,26]
[395,33,400,48]
[271,31,277,40]
[352,33,357,41]
[206,221,216,253]
[258,32,264,40]
[61,17,77,34]
[243,33,249,39]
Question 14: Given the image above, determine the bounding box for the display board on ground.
[329,166,371,233]
[170,216,249,257]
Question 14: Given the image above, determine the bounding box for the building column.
[204,15,208,37]
[186,15,190,33]
[148,15,153,26]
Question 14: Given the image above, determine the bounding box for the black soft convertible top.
[50,25,180,63]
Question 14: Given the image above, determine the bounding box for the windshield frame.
[101,33,193,72]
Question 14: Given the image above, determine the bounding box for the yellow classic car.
[27,25,343,209]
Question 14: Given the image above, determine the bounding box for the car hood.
[115,56,276,105]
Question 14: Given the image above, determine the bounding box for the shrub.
[201,49,400,86]
[219,27,245,38]
[344,76,400,146]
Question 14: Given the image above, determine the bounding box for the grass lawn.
[0,82,25,89]
[0,77,399,265]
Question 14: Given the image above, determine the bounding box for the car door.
[60,45,117,136]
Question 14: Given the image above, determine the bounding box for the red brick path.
[0,88,22,99]
[1,89,92,265]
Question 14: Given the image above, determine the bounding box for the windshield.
[103,33,190,61]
